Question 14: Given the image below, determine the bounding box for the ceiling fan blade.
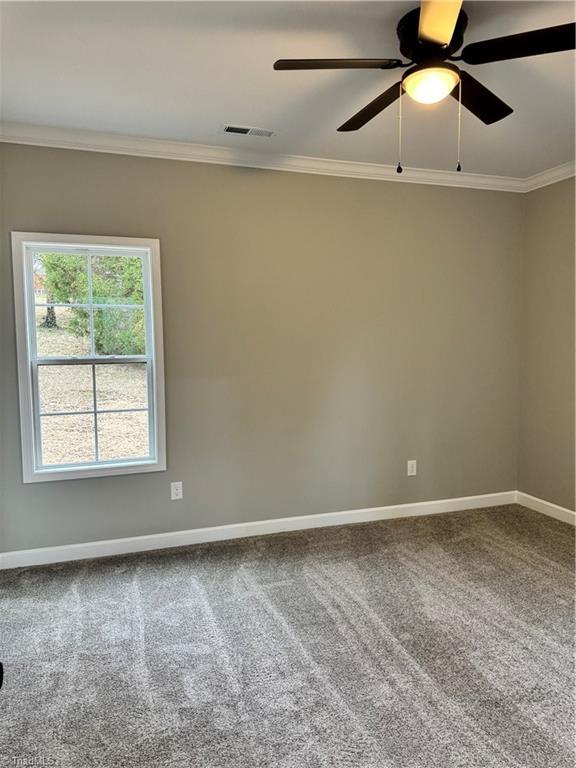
[338,81,402,131]
[274,59,403,71]
[418,0,463,46]
[461,22,575,65]
[451,70,513,124]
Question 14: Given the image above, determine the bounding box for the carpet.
[0,504,574,767]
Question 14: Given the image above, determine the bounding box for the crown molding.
[0,121,573,194]
[523,162,576,192]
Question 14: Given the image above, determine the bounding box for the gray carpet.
[0,504,574,768]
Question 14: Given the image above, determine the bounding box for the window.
[12,233,166,482]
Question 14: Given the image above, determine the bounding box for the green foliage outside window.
[40,253,145,355]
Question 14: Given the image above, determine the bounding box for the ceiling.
[1,1,574,178]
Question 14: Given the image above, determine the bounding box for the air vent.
[224,125,250,135]
[247,127,275,138]
[224,125,275,138]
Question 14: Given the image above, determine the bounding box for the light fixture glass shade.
[402,67,460,105]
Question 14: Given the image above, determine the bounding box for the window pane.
[95,364,148,410]
[33,252,88,304]
[41,414,96,465]
[17,236,162,481]
[39,365,93,413]
[97,412,149,460]
[92,254,144,305]
[94,308,145,356]
[35,307,91,357]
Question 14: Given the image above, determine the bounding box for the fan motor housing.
[397,7,468,63]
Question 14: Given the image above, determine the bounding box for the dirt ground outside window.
[37,309,150,464]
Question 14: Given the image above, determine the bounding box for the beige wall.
[0,143,531,551]
[519,178,575,510]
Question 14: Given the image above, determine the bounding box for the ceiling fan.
[274,1,576,130]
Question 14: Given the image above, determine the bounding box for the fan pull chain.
[456,78,462,172]
[397,81,403,174]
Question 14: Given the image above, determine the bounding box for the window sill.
[23,458,166,484]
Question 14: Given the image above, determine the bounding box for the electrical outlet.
[171,481,183,500]
[407,460,417,477]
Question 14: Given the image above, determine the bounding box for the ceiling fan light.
[402,66,460,104]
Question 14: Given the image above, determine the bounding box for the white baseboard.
[0,491,516,570]
[515,491,576,526]
[3,490,572,570]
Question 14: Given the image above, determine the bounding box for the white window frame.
[12,232,166,483]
